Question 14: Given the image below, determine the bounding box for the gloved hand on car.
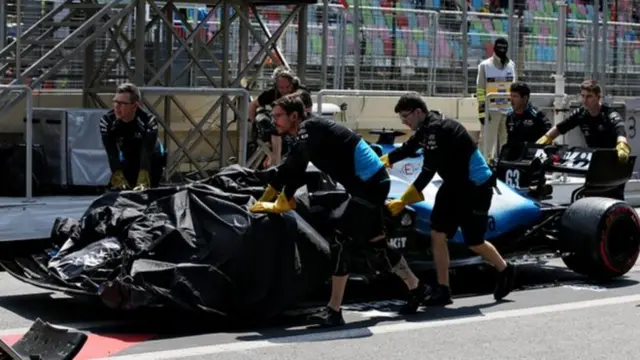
[250,190,296,214]
[256,184,278,202]
[386,184,424,216]
[133,169,151,191]
[379,154,392,168]
[109,170,130,190]
[535,135,552,145]
[616,141,630,163]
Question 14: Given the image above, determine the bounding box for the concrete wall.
[0,92,484,157]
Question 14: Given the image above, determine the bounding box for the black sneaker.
[423,284,453,306]
[399,283,428,314]
[494,263,516,301]
[307,306,346,327]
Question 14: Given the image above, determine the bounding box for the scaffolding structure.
[0,0,316,178]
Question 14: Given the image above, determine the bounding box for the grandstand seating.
[172,0,640,70]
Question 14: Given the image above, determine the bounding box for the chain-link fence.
[188,1,640,97]
[3,0,640,97]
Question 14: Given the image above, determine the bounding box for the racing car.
[363,129,640,280]
[0,127,638,317]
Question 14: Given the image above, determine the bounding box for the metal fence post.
[600,0,609,94]
[507,0,515,60]
[138,87,250,169]
[321,0,329,88]
[554,1,568,136]
[353,0,360,90]
[461,5,469,96]
[316,89,418,115]
[590,2,600,80]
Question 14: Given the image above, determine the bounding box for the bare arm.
[270,134,282,165]
[249,99,260,122]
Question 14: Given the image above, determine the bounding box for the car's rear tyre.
[560,197,640,279]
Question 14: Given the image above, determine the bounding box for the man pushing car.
[249,93,429,327]
[381,93,516,305]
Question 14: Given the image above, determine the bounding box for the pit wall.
[0,92,482,157]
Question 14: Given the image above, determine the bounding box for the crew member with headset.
[536,80,630,199]
[502,81,552,159]
[248,66,307,168]
[476,37,517,161]
[100,82,166,191]
[250,93,429,327]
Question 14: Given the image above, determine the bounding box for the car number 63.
[505,168,520,188]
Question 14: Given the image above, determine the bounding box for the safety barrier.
[316,89,418,115]
[0,85,35,200]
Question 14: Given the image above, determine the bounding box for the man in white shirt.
[476,37,517,161]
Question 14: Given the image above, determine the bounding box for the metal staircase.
[0,0,136,112]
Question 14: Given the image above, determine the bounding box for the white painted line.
[100,293,640,360]
[0,320,125,337]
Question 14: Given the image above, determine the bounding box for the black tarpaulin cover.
[45,165,334,322]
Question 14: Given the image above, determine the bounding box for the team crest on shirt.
[426,134,437,150]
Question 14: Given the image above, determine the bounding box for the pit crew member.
[476,37,517,161]
[100,82,166,191]
[502,81,552,158]
[381,93,516,305]
[248,66,307,167]
[536,79,630,163]
[250,94,428,327]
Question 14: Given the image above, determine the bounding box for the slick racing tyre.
[560,197,640,279]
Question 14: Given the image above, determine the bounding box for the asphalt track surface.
[0,258,639,360]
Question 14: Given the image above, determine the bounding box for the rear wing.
[369,129,407,145]
[496,143,636,190]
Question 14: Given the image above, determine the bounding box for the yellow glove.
[386,185,425,216]
[133,169,151,191]
[616,141,631,163]
[257,184,278,202]
[109,170,130,190]
[250,191,296,214]
[536,135,552,145]
[380,154,392,168]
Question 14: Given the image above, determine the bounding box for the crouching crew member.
[100,82,166,191]
[381,93,516,305]
[250,94,429,327]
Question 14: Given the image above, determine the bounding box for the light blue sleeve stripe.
[468,149,492,185]
[354,139,384,182]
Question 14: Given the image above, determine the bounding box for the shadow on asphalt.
[0,263,636,340]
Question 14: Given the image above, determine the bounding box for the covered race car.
[1,131,638,320]
[368,129,640,279]
[0,164,406,320]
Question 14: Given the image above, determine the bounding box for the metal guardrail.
[316,89,419,115]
